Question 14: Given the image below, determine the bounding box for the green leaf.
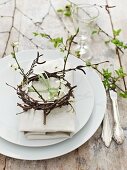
[50,37,63,48]
[57,9,63,13]
[28,87,35,92]
[115,67,126,78]
[40,33,49,39]
[60,48,65,52]
[76,27,79,34]
[105,40,110,44]
[33,32,39,36]
[57,4,72,17]
[64,56,67,61]
[64,11,71,17]
[111,38,120,45]
[119,91,127,98]
[111,38,127,49]
[110,84,116,90]
[85,61,91,67]
[102,69,112,79]
[11,52,15,58]
[102,79,110,89]
[123,44,127,49]
[75,50,80,58]
[38,74,50,89]
[113,29,121,36]
[91,30,98,35]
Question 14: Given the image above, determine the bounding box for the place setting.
[0,0,126,161]
[0,45,107,159]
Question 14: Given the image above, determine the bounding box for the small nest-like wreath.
[17,71,76,124]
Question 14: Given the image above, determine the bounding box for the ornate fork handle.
[111,94,124,144]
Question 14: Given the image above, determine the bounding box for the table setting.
[0,0,127,169]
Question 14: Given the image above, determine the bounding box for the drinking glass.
[72,4,99,60]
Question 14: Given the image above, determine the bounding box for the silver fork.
[109,90,124,144]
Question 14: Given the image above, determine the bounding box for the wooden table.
[0,0,127,169]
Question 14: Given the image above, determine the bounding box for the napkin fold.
[19,59,75,139]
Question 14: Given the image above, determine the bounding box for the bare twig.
[31,85,46,102]
[0,31,9,34]
[13,26,44,49]
[26,52,46,77]
[63,28,79,77]
[0,15,12,18]
[49,0,70,35]
[105,0,126,90]
[1,0,51,57]
[16,7,50,31]
[2,0,16,58]
[0,0,12,6]
[34,4,51,27]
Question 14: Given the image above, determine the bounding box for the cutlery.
[101,106,113,147]
[109,90,124,144]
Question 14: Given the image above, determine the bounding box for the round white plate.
[0,50,94,147]
[0,65,106,160]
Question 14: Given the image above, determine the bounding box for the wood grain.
[0,155,6,170]
[0,0,127,169]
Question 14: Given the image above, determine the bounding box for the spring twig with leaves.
[56,1,127,93]
[33,30,127,98]
[63,28,79,77]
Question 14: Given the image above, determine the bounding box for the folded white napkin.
[19,59,75,139]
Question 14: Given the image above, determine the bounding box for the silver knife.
[109,90,124,144]
[101,106,113,147]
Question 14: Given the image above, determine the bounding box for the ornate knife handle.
[101,110,113,147]
[112,99,124,144]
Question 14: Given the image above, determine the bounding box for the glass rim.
[72,4,99,22]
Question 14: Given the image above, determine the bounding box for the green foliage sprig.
[56,2,127,93]
[85,61,127,98]
[57,3,127,52]
[104,29,127,49]
[34,32,127,98]
[33,32,65,51]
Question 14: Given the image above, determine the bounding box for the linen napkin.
[19,59,76,139]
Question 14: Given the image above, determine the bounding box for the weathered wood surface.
[0,0,127,169]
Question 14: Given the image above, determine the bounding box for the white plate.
[0,50,94,147]
[0,65,106,160]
